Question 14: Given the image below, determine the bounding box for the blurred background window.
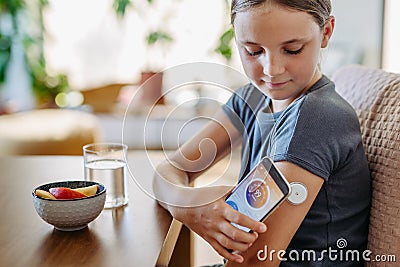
[43,0,235,90]
[41,0,387,89]
[1,0,398,113]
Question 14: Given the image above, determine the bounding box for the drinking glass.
[83,143,128,208]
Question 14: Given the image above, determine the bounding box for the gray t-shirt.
[223,76,371,266]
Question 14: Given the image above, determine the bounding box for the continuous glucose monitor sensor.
[288,182,308,205]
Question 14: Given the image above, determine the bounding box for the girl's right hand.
[168,197,267,263]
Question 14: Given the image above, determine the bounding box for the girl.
[153,0,371,266]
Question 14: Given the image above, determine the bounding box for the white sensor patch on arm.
[287,182,308,205]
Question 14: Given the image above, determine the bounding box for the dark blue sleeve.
[274,86,363,181]
[222,91,245,135]
[222,83,267,135]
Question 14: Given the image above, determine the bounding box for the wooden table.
[0,152,188,267]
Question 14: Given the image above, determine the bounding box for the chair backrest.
[332,65,400,266]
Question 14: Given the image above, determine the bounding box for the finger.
[209,238,244,264]
[219,220,258,245]
[224,207,267,233]
[214,231,252,252]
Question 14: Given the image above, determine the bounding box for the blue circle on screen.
[226,200,238,211]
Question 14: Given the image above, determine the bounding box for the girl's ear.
[321,16,335,48]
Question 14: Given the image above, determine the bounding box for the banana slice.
[35,189,57,200]
[72,184,99,197]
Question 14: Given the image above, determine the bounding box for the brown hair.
[231,0,332,29]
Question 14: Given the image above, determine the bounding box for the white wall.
[44,0,233,90]
[44,0,385,86]
[321,0,384,76]
[383,0,400,73]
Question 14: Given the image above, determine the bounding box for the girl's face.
[234,4,334,109]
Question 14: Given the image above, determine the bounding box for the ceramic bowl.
[32,181,106,231]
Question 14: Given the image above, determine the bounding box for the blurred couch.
[0,109,101,156]
[332,64,400,266]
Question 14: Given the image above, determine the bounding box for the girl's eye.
[245,49,263,57]
[284,47,303,55]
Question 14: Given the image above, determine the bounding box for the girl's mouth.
[265,80,289,89]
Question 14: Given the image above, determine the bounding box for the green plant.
[114,0,175,70]
[0,0,24,87]
[113,0,235,65]
[0,0,25,24]
[27,53,69,105]
[144,29,174,71]
[24,0,69,105]
[113,0,155,17]
[146,31,173,46]
[215,27,235,63]
[0,0,69,105]
[113,0,132,17]
[214,0,235,64]
[0,34,11,87]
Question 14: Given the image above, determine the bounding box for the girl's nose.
[262,53,285,77]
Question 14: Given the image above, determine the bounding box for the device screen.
[225,157,290,232]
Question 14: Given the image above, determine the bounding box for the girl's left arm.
[226,161,324,267]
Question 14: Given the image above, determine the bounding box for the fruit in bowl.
[35,184,99,200]
[32,181,106,231]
